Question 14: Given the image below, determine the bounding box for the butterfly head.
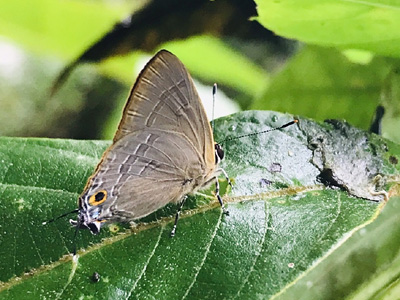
[70,189,108,234]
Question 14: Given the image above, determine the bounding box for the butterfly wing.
[79,50,218,227]
[114,50,215,169]
[86,129,207,221]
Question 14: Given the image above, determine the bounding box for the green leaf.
[254,0,400,58]
[0,0,133,59]
[272,196,400,300]
[251,46,391,129]
[0,111,399,299]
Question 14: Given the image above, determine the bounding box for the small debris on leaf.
[259,178,272,187]
[269,163,282,173]
[91,272,100,283]
[389,156,398,165]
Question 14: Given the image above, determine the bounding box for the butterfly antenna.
[220,119,299,145]
[42,209,79,225]
[212,83,217,132]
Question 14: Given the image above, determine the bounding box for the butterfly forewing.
[114,50,215,168]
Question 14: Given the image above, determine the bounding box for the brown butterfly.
[70,50,230,238]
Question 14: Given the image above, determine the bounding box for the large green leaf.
[254,0,400,58]
[0,111,399,299]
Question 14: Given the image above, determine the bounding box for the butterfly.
[70,50,230,238]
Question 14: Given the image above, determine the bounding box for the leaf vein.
[98,248,119,275]
[181,211,223,299]
[27,224,45,265]
[232,202,271,299]
[54,254,78,299]
[14,140,104,161]
[125,225,164,299]
[295,192,342,268]
[0,182,78,196]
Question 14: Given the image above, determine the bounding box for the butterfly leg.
[219,167,233,191]
[215,176,229,215]
[170,195,188,237]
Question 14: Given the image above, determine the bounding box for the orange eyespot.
[88,190,107,206]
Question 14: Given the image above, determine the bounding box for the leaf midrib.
[0,185,324,292]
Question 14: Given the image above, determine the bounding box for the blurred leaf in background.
[254,0,400,142]
[251,46,391,129]
[1,0,400,141]
[380,68,400,143]
[0,0,138,139]
[0,0,287,140]
[255,0,400,57]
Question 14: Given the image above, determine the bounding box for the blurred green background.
[1,0,399,142]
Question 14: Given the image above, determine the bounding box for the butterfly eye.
[88,190,107,206]
[214,143,224,164]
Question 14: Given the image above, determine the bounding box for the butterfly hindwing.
[85,129,208,221]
